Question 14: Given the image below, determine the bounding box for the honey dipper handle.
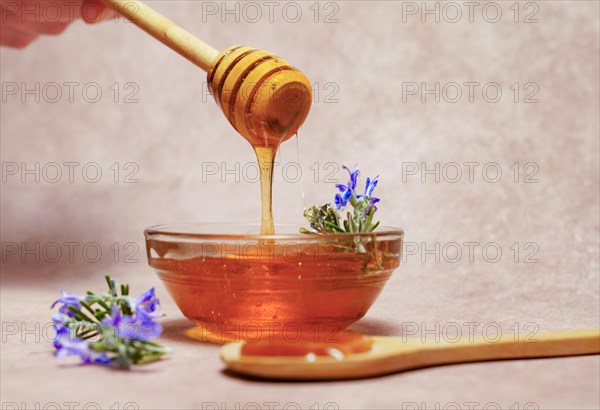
[100,0,219,71]
[464,328,599,359]
[389,328,600,370]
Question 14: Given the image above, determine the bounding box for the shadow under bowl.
[144,223,403,343]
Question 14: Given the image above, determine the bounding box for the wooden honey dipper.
[101,0,312,147]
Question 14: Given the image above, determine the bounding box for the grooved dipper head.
[208,45,312,148]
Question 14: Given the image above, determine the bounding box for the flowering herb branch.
[301,165,381,235]
[51,275,169,368]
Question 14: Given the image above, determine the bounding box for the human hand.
[1,0,113,48]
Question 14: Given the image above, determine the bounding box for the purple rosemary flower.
[357,176,381,213]
[334,165,380,212]
[52,313,71,326]
[134,287,161,320]
[359,176,380,200]
[50,291,83,317]
[53,326,111,365]
[102,305,162,342]
[334,165,360,210]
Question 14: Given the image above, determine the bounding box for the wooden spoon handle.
[385,328,600,371]
[100,0,219,71]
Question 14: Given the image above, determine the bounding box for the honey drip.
[294,132,307,212]
[251,119,297,235]
[255,146,276,235]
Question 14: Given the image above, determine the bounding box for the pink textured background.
[1,1,599,409]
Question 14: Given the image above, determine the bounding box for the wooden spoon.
[100,0,312,147]
[220,328,600,380]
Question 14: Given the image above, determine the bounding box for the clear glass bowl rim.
[144,222,404,241]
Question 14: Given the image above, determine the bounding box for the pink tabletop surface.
[1,1,599,409]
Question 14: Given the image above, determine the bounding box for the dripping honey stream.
[255,147,277,235]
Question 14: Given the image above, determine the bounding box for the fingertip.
[11,40,31,49]
[46,23,70,35]
[81,0,108,24]
[5,35,38,49]
[0,25,39,49]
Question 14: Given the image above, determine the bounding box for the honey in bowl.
[145,224,403,343]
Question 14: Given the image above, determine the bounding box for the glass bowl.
[144,223,403,343]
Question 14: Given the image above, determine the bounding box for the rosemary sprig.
[301,165,381,235]
[51,276,169,367]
